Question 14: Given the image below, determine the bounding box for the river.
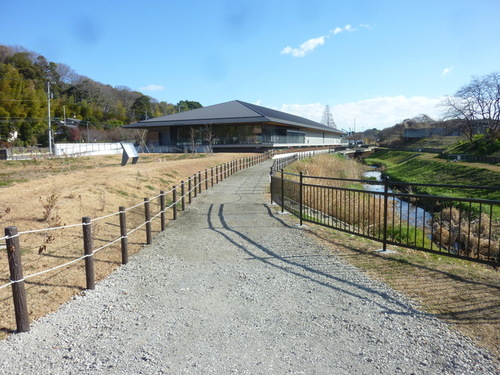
[362,169,431,229]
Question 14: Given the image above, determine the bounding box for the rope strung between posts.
[0,156,269,292]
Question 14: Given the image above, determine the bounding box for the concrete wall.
[54,143,133,156]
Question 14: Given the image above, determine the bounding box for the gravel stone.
[0,160,497,374]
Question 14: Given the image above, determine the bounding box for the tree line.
[0,45,202,146]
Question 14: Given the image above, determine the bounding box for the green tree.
[177,100,202,112]
[131,95,153,120]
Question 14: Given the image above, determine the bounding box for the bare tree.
[321,105,337,128]
[442,72,499,140]
[189,127,198,153]
[202,124,215,153]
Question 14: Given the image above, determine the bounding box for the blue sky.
[1,0,499,131]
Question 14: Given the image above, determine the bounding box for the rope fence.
[1,152,272,333]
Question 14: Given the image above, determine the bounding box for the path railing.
[271,170,499,267]
[1,153,271,333]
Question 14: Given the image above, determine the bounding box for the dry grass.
[0,152,255,338]
[285,154,394,237]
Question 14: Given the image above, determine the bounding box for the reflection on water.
[362,170,431,228]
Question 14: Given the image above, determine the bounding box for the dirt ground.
[0,152,255,338]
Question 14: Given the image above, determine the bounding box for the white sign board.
[121,143,139,166]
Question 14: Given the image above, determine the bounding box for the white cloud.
[138,84,164,91]
[282,24,370,57]
[332,27,343,35]
[330,24,356,35]
[278,96,446,130]
[281,36,325,57]
[441,66,454,77]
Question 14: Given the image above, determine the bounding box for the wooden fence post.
[173,186,178,220]
[211,167,214,187]
[5,226,30,333]
[144,198,152,245]
[205,169,208,190]
[188,177,192,203]
[119,206,128,265]
[82,217,95,290]
[181,181,185,211]
[160,190,166,231]
[198,171,202,193]
[216,166,219,184]
[193,175,197,198]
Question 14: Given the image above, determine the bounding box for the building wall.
[144,125,342,151]
[303,129,341,145]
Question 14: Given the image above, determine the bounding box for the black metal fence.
[270,167,499,266]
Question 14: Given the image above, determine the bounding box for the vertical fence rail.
[299,172,304,226]
[381,177,389,252]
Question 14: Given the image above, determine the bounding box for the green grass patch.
[365,151,500,200]
[365,150,421,168]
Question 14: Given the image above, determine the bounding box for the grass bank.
[365,150,500,201]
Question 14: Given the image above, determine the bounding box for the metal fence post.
[280,168,285,213]
[5,226,30,333]
[382,176,389,252]
[299,172,304,226]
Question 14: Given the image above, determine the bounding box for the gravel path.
[0,160,497,374]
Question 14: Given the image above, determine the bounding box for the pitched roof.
[124,100,344,134]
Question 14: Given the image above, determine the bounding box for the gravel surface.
[0,160,497,374]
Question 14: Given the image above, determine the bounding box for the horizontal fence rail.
[271,169,499,267]
[1,152,271,334]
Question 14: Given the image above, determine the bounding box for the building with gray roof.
[124,100,345,152]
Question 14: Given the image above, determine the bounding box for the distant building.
[123,100,345,152]
[403,127,461,139]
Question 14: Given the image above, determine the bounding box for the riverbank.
[364,150,500,200]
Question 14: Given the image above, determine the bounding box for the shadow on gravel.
[207,203,429,318]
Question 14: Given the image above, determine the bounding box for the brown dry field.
[0,152,499,364]
[0,152,254,339]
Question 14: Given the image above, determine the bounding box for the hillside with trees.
[0,45,202,146]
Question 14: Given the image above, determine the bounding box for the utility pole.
[47,82,52,154]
